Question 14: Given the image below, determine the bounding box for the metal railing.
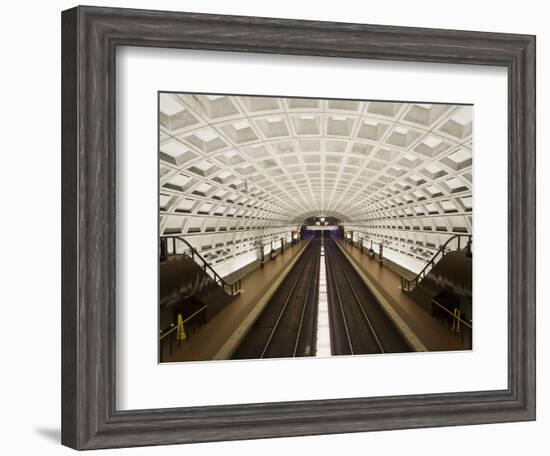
[400,234,472,292]
[431,298,472,345]
[160,235,242,296]
[159,305,207,363]
[431,299,472,329]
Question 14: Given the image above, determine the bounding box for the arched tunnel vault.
[159,93,472,276]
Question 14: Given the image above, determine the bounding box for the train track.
[232,240,321,359]
[324,238,411,355]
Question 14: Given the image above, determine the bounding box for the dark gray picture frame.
[61,5,536,450]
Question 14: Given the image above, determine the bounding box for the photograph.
[158,93,473,362]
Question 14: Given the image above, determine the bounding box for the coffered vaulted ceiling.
[159,93,472,267]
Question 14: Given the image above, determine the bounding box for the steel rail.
[325,243,355,355]
[292,245,321,357]
[332,246,385,353]
[259,245,314,358]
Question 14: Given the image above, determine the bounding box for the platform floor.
[337,240,467,352]
[163,239,311,362]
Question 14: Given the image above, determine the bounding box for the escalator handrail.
[401,233,472,291]
[160,235,241,296]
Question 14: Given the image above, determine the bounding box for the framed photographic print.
[61,5,536,450]
[157,93,473,363]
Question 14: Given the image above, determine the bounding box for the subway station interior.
[159,93,473,362]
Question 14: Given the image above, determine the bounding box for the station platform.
[163,239,311,362]
[336,240,467,352]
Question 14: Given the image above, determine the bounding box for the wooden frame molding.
[61,6,536,450]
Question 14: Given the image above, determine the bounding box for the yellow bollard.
[176,313,187,341]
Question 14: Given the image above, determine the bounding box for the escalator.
[408,248,472,324]
[401,235,472,341]
[159,237,241,330]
